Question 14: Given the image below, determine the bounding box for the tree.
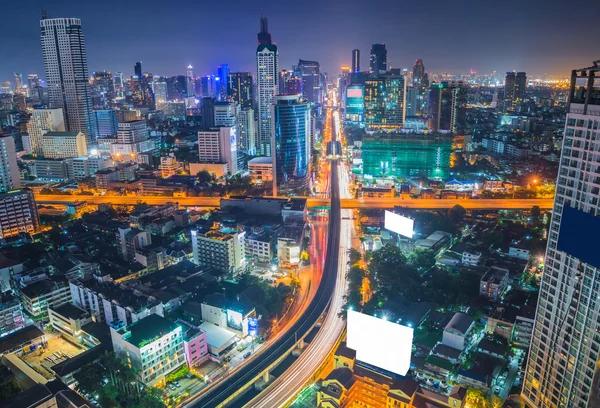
[348,248,362,266]
[0,380,22,401]
[448,204,467,223]
[132,387,165,408]
[465,388,487,407]
[197,170,215,185]
[73,363,105,398]
[368,244,420,300]
[408,248,436,271]
[531,205,541,221]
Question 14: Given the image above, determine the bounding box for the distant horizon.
[2,0,599,84]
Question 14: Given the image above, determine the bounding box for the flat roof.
[200,322,236,349]
[203,293,255,316]
[0,325,44,355]
[50,303,89,321]
[121,314,179,348]
[43,131,81,137]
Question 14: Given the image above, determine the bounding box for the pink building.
[178,320,209,367]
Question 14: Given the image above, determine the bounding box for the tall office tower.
[114,72,124,99]
[0,189,40,239]
[271,94,310,196]
[363,74,406,130]
[197,127,238,174]
[297,59,321,104]
[27,74,41,102]
[213,102,239,127]
[406,87,417,116]
[94,109,118,138]
[279,69,292,94]
[186,65,195,97]
[200,75,217,98]
[90,71,114,108]
[238,108,256,155]
[27,108,66,155]
[117,120,148,144]
[504,72,516,109]
[13,73,24,94]
[521,63,600,408]
[370,44,387,75]
[217,64,229,101]
[352,49,360,73]
[228,72,253,109]
[413,59,425,87]
[0,135,21,192]
[200,97,216,129]
[152,78,168,105]
[256,15,279,156]
[285,75,303,96]
[514,72,527,102]
[428,81,468,134]
[134,62,142,78]
[40,17,96,143]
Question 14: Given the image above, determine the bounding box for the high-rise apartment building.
[186,65,195,97]
[197,127,238,174]
[271,95,310,196]
[117,120,148,144]
[413,59,425,87]
[90,71,114,108]
[27,108,66,155]
[228,72,253,109]
[352,49,360,73]
[364,74,406,130]
[521,62,600,408]
[0,135,21,193]
[369,44,387,74]
[0,189,40,239]
[238,108,256,155]
[298,59,321,104]
[40,17,96,143]
[428,81,468,134]
[505,71,527,108]
[256,16,279,156]
[41,131,87,158]
[214,102,239,128]
[152,78,168,104]
[200,97,216,129]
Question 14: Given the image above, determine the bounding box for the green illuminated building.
[362,135,452,180]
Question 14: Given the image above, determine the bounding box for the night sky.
[2,0,600,83]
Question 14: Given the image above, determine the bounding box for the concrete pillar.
[298,339,305,349]
[263,371,270,383]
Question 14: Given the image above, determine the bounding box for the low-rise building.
[245,233,272,263]
[508,245,529,260]
[19,276,71,322]
[0,190,40,239]
[0,293,25,337]
[199,322,238,363]
[200,294,256,337]
[277,237,300,268]
[462,250,482,266]
[48,303,92,344]
[177,320,209,367]
[442,312,474,351]
[247,157,273,183]
[513,305,536,348]
[480,266,509,301]
[111,314,186,386]
[457,353,502,391]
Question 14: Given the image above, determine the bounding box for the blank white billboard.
[347,310,413,376]
[385,211,414,238]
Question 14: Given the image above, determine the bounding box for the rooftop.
[248,157,272,165]
[50,303,89,321]
[0,325,44,355]
[200,322,237,349]
[120,314,179,348]
[20,276,68,298]
[42,131,82,137]
[444,313,473,335]
[481,266,509,284]
[203,293,255,316]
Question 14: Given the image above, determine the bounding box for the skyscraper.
[152,78,168,105]
[514,72,527,102]
[256,15,278,156]
[228,72,253,109]
[238,108,256,155]
[352,49,360,73]
[40,17,96,143]
[94,109,118,138]
[0,135,21,192]
[279,69,292,94]
[90,71,115,108]
[285,76,302,96]
[134,62,142,78]
[413,59,425,87]
[369,44,387,74]
[521,62,600,408]
[27,108,66,155]
[27,74,41,103]
[298,59,321,104]
[200,97,216,129]
[217,64,229,101]
[271,94,310,196]
[186,65,195,97]
[364,74,406,130]
[428,81,468,134]
[504,71,527,109]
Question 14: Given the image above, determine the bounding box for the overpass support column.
[263,371,270,383]
[298,339,305,349]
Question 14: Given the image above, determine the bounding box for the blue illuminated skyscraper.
[271,94,310,196]
[217,64,229,101]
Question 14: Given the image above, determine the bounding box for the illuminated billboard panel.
[227,309,243,331]
[346,310,413,376]
[347,87,363,98]
[384,210,414,238]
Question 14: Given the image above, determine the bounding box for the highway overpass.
[35,194,554,210]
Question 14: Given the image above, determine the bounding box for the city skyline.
[2,0,600,84]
